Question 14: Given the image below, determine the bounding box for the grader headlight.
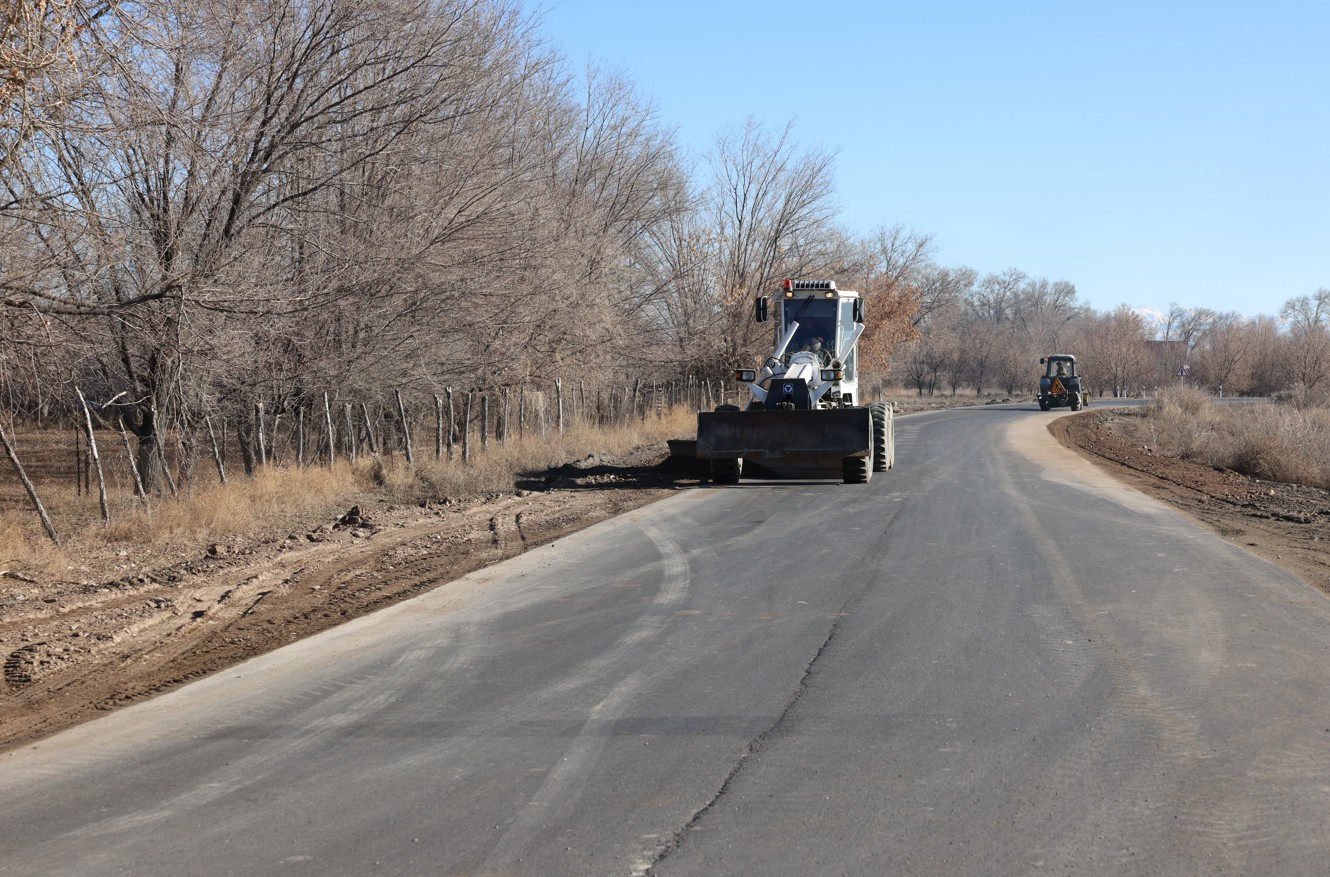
[820,368,843,382]
[735,369,757,382]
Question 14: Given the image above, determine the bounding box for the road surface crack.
[640,533,891,876]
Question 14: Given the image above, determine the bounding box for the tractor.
[695,279,894,484]
[1037,354,1089,411]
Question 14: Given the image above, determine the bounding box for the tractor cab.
[1043,355,1078,379]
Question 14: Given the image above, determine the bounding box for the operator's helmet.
[808,337,823,351]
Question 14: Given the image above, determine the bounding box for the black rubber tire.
[711,457,741,484]
[843,421,873,484]
[870,403,889,472]
[1070,395,1082,411]
[1038,398,1051,411]
[843,453,871,484]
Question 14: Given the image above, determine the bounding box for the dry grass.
[1148,387,1330,489]
[0,409,695,579]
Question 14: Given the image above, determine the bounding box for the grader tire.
[843,423,873,484]
[870,403,890,472]
[711,457,742,485]
[843,453,871,484]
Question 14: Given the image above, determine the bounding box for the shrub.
[1147,388,1330,489]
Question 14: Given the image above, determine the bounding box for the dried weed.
[1,410,693,577]
[1148,388,1330,489]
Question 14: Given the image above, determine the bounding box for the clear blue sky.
[534,0,1328,319]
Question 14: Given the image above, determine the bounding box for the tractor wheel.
[1070,395,1082,411]
[870,403,889,472]
[1038,398,1051,411]
[711,457,742,485]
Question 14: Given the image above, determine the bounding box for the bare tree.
[1280,289,1330,395]
[1082,305,1152,397]
[703,119,840,370]
[1191,311,1249,392]
[970,268,1027,326]
[3,0,577,483]
[0,0,121,168]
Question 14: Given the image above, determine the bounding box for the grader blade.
[696,408,872,459]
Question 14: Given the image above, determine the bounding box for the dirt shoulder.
[1050,407,1330,597]
[1,447,700,753]
[5,406,1327,755]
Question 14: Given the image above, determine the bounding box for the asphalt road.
[4,404,1330,876]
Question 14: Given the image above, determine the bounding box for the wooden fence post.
[118,417,148,503]
[206,415,227,484]
[75,387,110,526]
[435,395,444,460]
[323,392,336,467]
[154,433,179,496]
[255,402,267,467]
[463,392,473,463]
[269,413,282,468]
[446,388,455,461]
[481,395,490,451]
[396,390,413,464]
[502,387,510,445]
[359,402,376,455]
[556,378,564,435]
[74,427,84,496]
[151,405,179,497]
[296,408,305,467]
[0,420,60,544]
[343,403,357,463]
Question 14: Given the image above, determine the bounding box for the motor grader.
[695,279,894,484]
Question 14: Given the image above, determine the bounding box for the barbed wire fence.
[2,376,734,543]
